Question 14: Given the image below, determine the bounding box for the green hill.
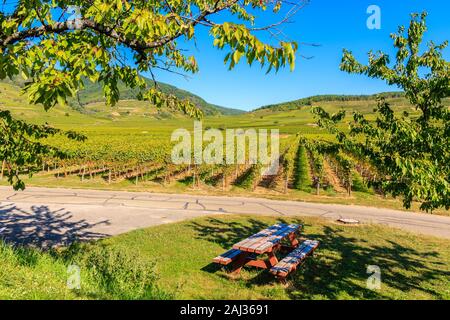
[72,77,244,116]
[0,81,244,126]
[1,77,244,116]
[254,92,408,112]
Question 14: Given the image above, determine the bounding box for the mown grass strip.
[294,145,312,191]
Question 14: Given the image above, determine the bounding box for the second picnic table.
[213,223,319,279]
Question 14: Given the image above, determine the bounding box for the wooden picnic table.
[213,223,319,279]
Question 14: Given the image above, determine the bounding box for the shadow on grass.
[0,203,109,250]
[292,225,450,300]
[191,217,449,299]
[204,172,223,187]
[178,175,194,186]
[233,167,255,189]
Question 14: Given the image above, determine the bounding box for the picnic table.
[213,223,319,280]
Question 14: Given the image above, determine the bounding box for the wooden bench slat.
[269,245,311,275]
[270,240,318,275]
[213,250,239,264]
[274,240,318,270]
[270,240,319,277]
[213,249,243,265]
[232,223,286,251]
[252,224,300,254]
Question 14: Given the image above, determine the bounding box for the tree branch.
[1,0,238,52]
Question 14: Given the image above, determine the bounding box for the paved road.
[0,186,449,247]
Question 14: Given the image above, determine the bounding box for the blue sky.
[1,0,448,111]
[152,0,450,111]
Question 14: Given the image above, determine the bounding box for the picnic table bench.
[213,223,319,280]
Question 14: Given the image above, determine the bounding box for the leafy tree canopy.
[0,0,304,189]
[313,13,449,211]
[0,0,302,113]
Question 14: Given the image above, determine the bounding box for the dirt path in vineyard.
[323,160,346,193]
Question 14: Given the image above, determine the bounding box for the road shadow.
[0,203,109,249]
[191,217,449,299]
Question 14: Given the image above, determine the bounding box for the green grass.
[0,241,171,300]
[294,145,312,191]
[352,171,372,193]
[1,215,449,300]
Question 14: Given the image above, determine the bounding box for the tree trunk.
[0,160,5,181]
[348,174,352,196]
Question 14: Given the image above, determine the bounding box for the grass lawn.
[1,215,449,300]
